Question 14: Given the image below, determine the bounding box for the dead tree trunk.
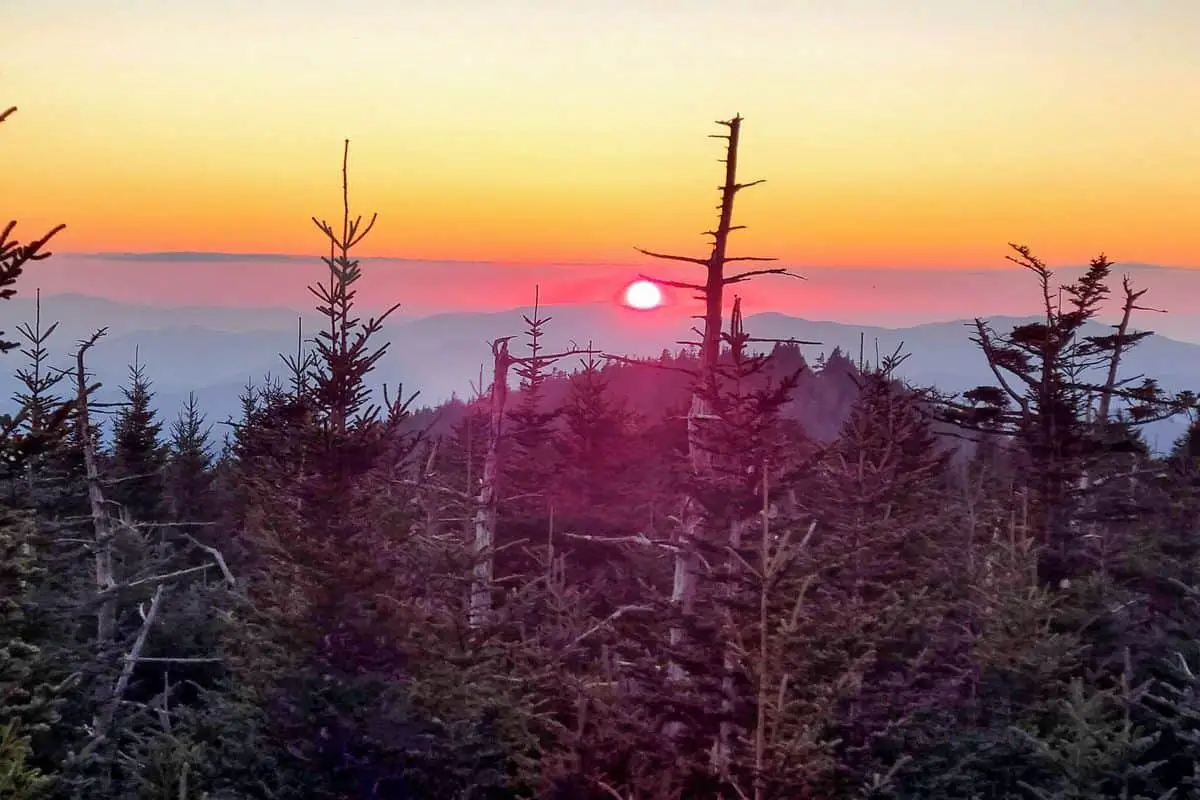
[74,329,115,642]
[1097,275,1156,424]
[638,117,802,771]
[470,336,513,627]
[468,329,593,628]
[638,115,791,680]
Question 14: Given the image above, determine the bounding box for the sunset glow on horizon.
[6,0,1200,272]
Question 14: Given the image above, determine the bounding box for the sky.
[20,254,1200,346]
[5,0,1200,283]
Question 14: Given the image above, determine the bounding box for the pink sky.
[24,252,1200,342]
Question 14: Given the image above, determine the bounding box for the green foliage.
[554,352,652,533]
[109,353,168,523]
[948,247,1191,585]
[0,506,59,758]
[166,392,215,523]
[1013,676,1170,800]
[0,720,49,800]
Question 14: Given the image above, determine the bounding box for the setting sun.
[622,279,664,311]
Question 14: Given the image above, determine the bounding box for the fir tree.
[109,351,167,523]
[504,288,561,523]
[0,105,68,796]
[555,349,649,533]
[7,290,72,500]
[948,246,1192,585]
[166,392,215,524]
[0,107,70,486]
[1173,417,1200,465]
[0,507,57,797]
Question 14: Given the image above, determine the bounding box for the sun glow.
[623,279,664,311]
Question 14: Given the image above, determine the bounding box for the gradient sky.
[6,0,1200,269]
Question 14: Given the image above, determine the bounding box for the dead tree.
[74,329,116,642]
[70,331,238,774]
[636,115,801,681]
[471,336,514,627]
[469,313,594,628]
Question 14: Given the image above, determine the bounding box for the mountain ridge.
[1,295,1196,452]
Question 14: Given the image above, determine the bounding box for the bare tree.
[73,330,116,642]
[469,301,594,627]
[635,114,801,689]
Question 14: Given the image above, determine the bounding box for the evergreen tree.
[0,104,68,796]
[555,350,650,533]
[1173,417,1200,464]
[218,142,533,797]
[948,246,1190,585]
[7,290,72,501]
[504,289,563,529]
[0,507,56,798]
[166,392,215,524]
[109,352,167,523]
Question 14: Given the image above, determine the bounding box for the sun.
[623,279,664,311]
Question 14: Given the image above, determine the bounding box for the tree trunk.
[671,116,747,679]
[75,332,115,642]
[470,338,511,627]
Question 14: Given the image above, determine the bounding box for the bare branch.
[732,179,766,192]
[596,780,633,800]
[80,584,166,760]
[94,565,212,601]
[725,268,805,284]
[184,534,237,587]
[703,226,746,238]
[564,605,653,652]
[394,478,472,501]
[599,353,697,377]
[562,531,681,553]
[724,256,779,264]
[634,247,708,267]
[637,273,705,292]
[744,336,822,346]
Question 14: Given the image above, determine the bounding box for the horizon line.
[8,289,1180,330]
[58,250,1200,271]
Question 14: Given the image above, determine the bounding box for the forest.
[6,106,1200,800]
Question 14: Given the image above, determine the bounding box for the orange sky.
[5,0,1200,269]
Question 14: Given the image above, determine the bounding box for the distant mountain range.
[29,252,1200,341]
[1,293,1196,452]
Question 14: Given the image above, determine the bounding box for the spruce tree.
[109,352,167,523]
[166,392,214,524]
[948,246,1191,585]
[504,290,561,523]
[801,360,966,791]
[0,507,56,798]
[556,349,649,534]
[7,290,72,501]
[0,107,70,487]
[0,104,68,795]
[220,142,526,797]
